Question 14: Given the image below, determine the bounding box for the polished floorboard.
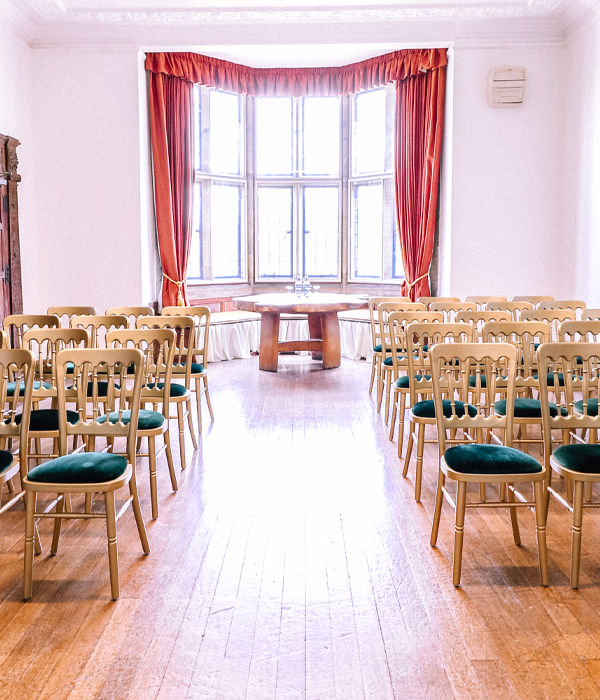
[1,354,600,699]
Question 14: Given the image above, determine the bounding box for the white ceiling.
[2,0,595,54]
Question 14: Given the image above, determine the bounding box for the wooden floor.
[2,355,600,699]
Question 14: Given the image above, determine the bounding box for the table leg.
[259,311,280,372]
[321,311,341,369]
[307,313,323,361]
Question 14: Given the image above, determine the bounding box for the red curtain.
[146,49,447,302]
[148,72,195,307]
[395,67,446,300]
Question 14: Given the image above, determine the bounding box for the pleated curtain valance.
[145,48,448,97]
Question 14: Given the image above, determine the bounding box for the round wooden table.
[233,293,369,372]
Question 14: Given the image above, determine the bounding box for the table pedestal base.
[259,311,341,372]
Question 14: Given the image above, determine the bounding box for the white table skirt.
[207,317,372,363]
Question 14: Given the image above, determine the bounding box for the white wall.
[0,23,37,312]
[448,43,568,300]
[564,11,600,308]
[29,48,150,314]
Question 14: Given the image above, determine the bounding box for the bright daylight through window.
[188,83,404,285]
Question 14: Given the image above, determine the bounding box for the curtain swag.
[146,48,447,305]
[145,49,447,97]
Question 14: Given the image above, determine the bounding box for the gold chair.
[70,314,128,348]
[512,295,554,308]
[377,301,426,419]
[3,314,59,348]
[387,311,444,456]
[464,295,507,309]
[22,347,149,600]
[583,309,600,322]
[521,308,576,341]
[538,342,600,588]
[485,300,534,321]
[429,342,548,587]
[417,296,460,309]
[163,306,214,434]
[48,306,97,328]
[106,306,155,328]
[402,321,472,501]
[107,328,178,519]
[136,316,198,469]
[428,301,476,323]
[0,349,40,554]
[455,310,511,341]
[367,297,403,398]
[540,300,586,320]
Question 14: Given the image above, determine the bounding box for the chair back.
[163,306,211,369]
[512,295,554,308]
[136,315,195,388]
[0,349,34,464]
[404,322,473,406]
[538,343,600,466]
[22,328,90,400]
[48,306,97,328]
[71,315,128,348]
[539,300,586,320]
[52,348,144,466]
[385,311,443,378]
[464,296,507,309]
[482,321,550,389]
[558,320,600,343]
[455,310,511,341]
[3,315,60,349]
[583,309,600,322]
[107,329,176,419]
[430,343,518,454]
[368,297,399,354]
[521,309,575,341]
[416,296,460,309]
[106,307,155,328]
[428,301,476,322]
[485,300,533,321]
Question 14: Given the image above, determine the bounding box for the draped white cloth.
[207,314,372,363]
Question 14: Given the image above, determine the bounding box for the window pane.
[351,181,383,279]
[256,98,293,176]
[188,183,202,279]
[210,90,243,176]
[302,97,340,176]
[303,187,338,277]
[257,187,293,278]
[211,183,244,279]
[353,89,386,176]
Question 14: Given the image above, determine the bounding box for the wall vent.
[487,66,526,108]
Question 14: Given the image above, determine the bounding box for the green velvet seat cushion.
[531,373,577,386]
[411,399,477,419]
[574,398,598,416]
[173,362,204,373]
[467,375,509,388]
[146,382,187,397]
[6,381,51,397]
[374,344,392,354]
[444,444,543,475]
[27,452,128,484]
[98,409,165,430]
[395,374,431,389]
[495,398,568,418]
[15,409,79,431]
[86,381,120,397]
[551,444,600,473]
[0,450,13,476]
[383,355,408,367]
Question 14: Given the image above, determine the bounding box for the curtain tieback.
[406,271,429,293]
[162,271,186,306]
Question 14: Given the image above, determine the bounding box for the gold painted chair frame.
[429,342,548,588]
[106,306,155,328]
[48,306,97,328]
[3,314,60,349]
[428,301,476,323]
[485,300,534,321]
[512,296,554,308]
[455,310,512,342]
[367,297,406,401]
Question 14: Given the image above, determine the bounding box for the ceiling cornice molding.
[562,2,598,39]
[0,1,39,44]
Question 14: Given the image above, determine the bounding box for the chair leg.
[533,480,549,586]
[104,491,120,600]
[24,491,36,600]
[415,423,426,502]
[397,393,407,457]
[453,482,468,587]
[129,479,150,555]
[389,395,397,442]
[507,483,521,546]
[149,436,158,520]
[176,402,187,470]
[369,357,376,395]
[194,377,202,434]
[384,373,392,423]
[203,376,214,421]
[50,494,64,555]
[571,480,585,589]
[186,399,198,450]
[164,429,178,492]
[430,470,445,546]
[404,421,415,475]
[376,366,384,413]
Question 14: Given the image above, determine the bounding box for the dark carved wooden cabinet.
[0,134,23,321]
